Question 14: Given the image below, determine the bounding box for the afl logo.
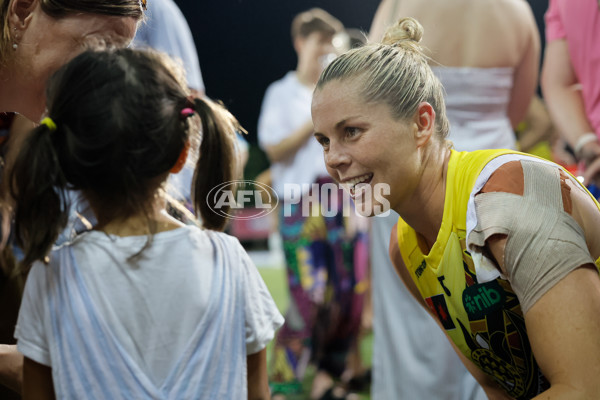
[206,180,279,220]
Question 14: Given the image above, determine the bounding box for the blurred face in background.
[294,31,335,82]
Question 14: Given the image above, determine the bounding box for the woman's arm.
[0,115,36,251]
[0,345,23,394]
[388,228,513,399]
[541,40,597,156]
[262,120,314,164]
[483,171,600,399]
[526,266,600,399]
[22,357,54,400]
[542,38,600,186]
[507,1,540,129]
[487,234,600,399]
[247,348,270,400]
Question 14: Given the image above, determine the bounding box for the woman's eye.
[345,127,360,137]
[317,137,330,148]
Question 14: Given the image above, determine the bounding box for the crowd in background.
[0,0,599,399]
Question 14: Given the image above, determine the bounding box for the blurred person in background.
[133,0,204,97]
[541,0,600,189]
[258,8,369,400]
[133,0,249,213]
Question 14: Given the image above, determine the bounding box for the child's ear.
[170,141,190,174]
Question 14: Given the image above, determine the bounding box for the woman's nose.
[325,143,350,170]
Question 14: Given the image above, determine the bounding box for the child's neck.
[94,210,185,237]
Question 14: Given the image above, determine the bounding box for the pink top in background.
[545,0,600,136]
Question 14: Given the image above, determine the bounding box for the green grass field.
[258,266,372,400]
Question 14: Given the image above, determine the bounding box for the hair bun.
[381,17,424,48]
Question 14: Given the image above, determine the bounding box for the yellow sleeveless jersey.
[396,149,597,399]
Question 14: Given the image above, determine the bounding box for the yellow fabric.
[397,149,514,298]
[397,148,513,356]
[395,149,600,399]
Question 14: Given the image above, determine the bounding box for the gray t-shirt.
[16,226,283,389]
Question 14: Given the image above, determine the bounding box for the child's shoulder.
[154,226,247,260]
[50,227,248,267]
[202,229,245,252]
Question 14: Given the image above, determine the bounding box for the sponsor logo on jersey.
[462,280,505,319]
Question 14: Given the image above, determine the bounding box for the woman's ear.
[8,0,37,30]
[414,102,436,148]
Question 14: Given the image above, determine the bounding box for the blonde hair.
[316,17,449,139]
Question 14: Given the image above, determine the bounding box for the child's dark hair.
[9,48,238,266]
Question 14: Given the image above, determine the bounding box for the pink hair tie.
[180,108,194,118]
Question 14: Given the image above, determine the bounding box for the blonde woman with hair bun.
[312,13,600,400]
[363,15,487,400]
[367,4,540,398]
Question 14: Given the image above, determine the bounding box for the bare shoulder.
[498,0,537,28]
[524,265,600,397]
[493,0,534,13]
[470,0,538,66]
[469,0,536,32]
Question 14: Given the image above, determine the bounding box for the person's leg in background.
[270,181,369,400]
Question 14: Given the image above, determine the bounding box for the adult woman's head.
[0,0,142,120]
[9,48,238,265]
[311,18,449,215]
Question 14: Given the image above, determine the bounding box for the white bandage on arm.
[467,160,595,314]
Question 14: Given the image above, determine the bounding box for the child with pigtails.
[9,48,282,400]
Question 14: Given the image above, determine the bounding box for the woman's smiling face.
[311,78,423,216]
